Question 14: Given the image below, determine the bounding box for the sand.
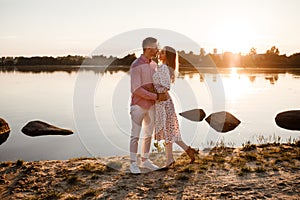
[0,142,299,199]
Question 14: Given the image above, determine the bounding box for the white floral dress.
[153,64,182,143]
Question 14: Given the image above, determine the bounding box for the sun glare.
[212,20,258,54]
[223,68,250,101]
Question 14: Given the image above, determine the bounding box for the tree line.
[179,46,300,68]
[1,46,300,68]
[0,54,136,67]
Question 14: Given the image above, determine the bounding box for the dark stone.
[179,109,206,122]
[275,110,300,131]
[205,111,241,133]
[21,120,73,137]
[0,117,10,145]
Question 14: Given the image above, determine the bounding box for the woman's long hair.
[164,46,178,83]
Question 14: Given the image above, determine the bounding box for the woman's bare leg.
[165,142,174,165]
[175,140,188,151]
[175,140,198,163]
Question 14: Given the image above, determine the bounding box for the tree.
[266,46,280,55]
[249,47,257,55]
[199,48,206,57]
[213,48,218,54]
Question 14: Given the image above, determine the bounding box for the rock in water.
[0,117,10,145]
[179,109,206,122]
[275,110,300,131]
[205,111,241,133]
[21,120,73,137]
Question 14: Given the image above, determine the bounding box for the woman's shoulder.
[158,64,169,70]
[159,63,168,67]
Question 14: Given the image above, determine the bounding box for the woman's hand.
[157,92,169,101]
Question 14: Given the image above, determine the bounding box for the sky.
[0,0,299,57]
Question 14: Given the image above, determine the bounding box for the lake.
[1,66,300,161]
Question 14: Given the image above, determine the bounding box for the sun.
[212,20,258,54]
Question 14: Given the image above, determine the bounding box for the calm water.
[1,66,300,161]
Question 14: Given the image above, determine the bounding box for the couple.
[129,37,198,174]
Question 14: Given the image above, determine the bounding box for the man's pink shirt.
[130,55,157,109]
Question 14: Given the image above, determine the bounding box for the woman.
[153,46,198,168]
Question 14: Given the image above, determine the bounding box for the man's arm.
[133,86,157,100]
[157,92,169,101]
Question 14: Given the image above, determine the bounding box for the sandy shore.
[1,142,299,199]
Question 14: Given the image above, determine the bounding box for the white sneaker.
[130,162,141,174]
[140,159,159,170]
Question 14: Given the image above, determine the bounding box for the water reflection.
[249,76,256,83]
[265,75,279,84]
[177,67,300,86]
[2,65,300,86]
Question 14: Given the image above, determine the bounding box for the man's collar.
[140,54,152,63]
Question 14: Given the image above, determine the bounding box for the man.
[129,37,168,174]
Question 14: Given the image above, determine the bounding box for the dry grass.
[171,140,300,177]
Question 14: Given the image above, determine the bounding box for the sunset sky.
[0,0,299,57]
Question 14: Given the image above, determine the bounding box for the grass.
[64,197,78,200]
[241,166,252,172]
[242,153,257,161]
[65,174,80,184]
[170,137,300,176]
[16,159,24,167]
[178,165,196,173]
[229,157,247,167]
[81,189,97,199]
[254,166,267,173]
[242,141,257,151]
[175,174,190,180]
[0,161,12,167]
[153,140,166,153]
[42,191,62,200]
[212,154,226,164]
[91,174,99,180]
[68,157,95,162]
[79,162,107,174]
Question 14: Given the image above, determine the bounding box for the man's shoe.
[140,159,159,170]
[130,162,141,174]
